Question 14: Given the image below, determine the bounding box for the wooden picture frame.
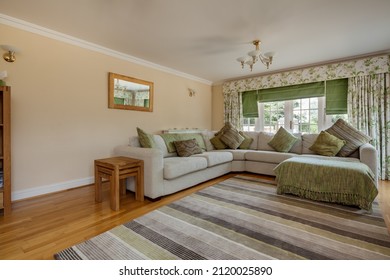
[108,72,154,112]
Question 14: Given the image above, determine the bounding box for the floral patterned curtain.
[223,55,390,130]
[223,89,241,129]
[348,73,390,180]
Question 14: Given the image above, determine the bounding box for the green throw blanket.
[274,157,378,210]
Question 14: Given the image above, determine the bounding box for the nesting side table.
[94,156,144,211]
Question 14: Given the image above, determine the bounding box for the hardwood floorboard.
[0,172,389,260]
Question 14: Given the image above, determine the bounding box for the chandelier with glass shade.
[237,40,275,71]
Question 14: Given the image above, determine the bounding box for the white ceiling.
[1,0,390,84]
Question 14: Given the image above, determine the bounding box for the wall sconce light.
[1,45,19,63]
[188,88,196,97]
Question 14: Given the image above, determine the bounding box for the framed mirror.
[108,72,154,112]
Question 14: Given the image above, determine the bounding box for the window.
[242,118,256,131]
[242,96,347,133]
[241,79,348,133]
[292,97,319,133]
[262,101,284,132]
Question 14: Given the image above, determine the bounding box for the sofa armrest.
[112,145,165,198]
[359,143,378,185]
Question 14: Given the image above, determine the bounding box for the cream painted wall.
[211,84,224,130]
[0,24,212,200]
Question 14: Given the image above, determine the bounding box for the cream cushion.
[192,152,233,167]
[257,132,275,151]
[302,134,319,154]
[241,131,259,150]
[164,157,207,179]
[245,150,295,164]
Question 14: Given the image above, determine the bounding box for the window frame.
[242,96,347,133]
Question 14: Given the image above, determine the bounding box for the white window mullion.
[284,100,293,132]
[257,103,264,131]
[318,96,330,130]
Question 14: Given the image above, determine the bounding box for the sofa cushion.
[210,135,228,150]
[129,136,141,147]
[224,149,247,161]
[220,125,244,149]
[309,131,346,156]
[153,135,176,157]
[325,118,371,157]
[192,151,233,167]
[201,130,216,151]
[136,127,156,148]
[238,131,254,149]
[241,131,259,150]
[164,157,207,179]
[302,134,319,154]
[214,122,232,136]
[245,150,296,164]
[258,131,301,153]
[289,133,302,154]
[174,139,203,157]
[257,132,276,151]
[268,127,298,152]
[160,133,207,153]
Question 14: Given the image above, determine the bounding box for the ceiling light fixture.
[237,40,275,71]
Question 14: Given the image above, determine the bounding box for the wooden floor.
[1,172,389,260]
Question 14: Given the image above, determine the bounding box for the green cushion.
[325,119,371,157]
[220,125,244,149]
[210,135,228,150]
[238,131,254,149]
[215,122,233,136]
[309,131,346,156]
[136,127,156,148]
[268,127,298,152]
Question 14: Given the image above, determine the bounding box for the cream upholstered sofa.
[113,129,378,200]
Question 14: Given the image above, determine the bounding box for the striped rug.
[55,175,390,260]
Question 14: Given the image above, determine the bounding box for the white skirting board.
[11,177,94,201]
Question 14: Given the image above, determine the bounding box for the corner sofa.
[113,129,378,200]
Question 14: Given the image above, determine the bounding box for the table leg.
[95,164,102,203]
[135,166,144,202]
[110,169,120,211]
[120,179,126,195]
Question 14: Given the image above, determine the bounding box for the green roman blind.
[257,81,325,103]
[242,90,259,118]
[325,78,348,115]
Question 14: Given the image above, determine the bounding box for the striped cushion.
[325,119,371,157]
[220,125,244,149]
[136,127,156,148]
[210,135,228,150]
[173,139,202,157]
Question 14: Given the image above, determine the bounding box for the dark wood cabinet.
[0,86,11,215]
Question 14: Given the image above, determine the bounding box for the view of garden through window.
[242,97,347,133]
